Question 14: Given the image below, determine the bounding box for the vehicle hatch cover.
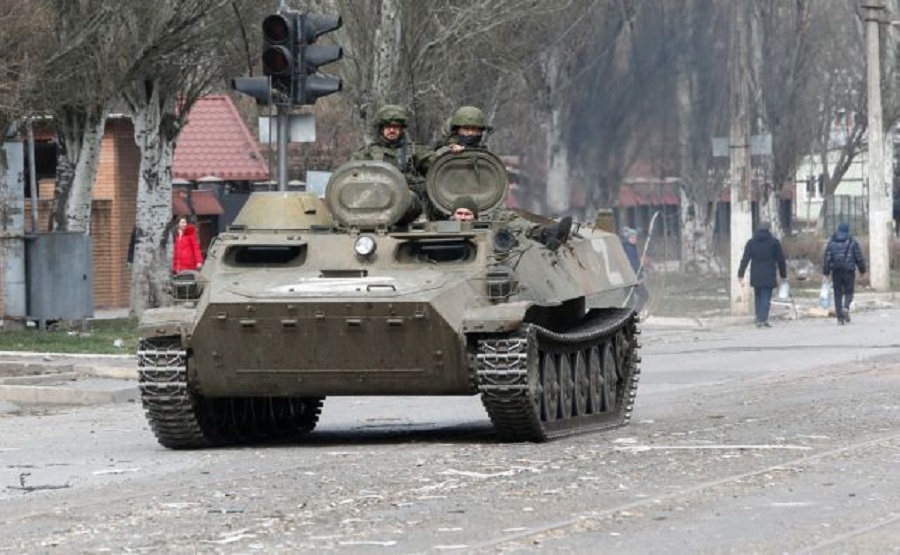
[426,150,508,217]
[326,161,411,227]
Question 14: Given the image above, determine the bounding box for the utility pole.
[863,1,892,291]
[730,1,753,315]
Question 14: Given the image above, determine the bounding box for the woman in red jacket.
[172,216,203,273]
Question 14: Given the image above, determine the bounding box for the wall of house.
[23,119,139,312]
[94,119,139,309]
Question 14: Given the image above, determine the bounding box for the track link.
[138,337,323,449]
[476,308,640,441]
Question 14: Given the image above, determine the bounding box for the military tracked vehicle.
[137,150,642,448]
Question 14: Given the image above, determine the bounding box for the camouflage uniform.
[352,105,434,215]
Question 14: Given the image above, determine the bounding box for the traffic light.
[294,13,343,105]
[231,76,272,105]
[262,13,295,102]
[231,11,343,107]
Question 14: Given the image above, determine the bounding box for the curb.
[0,358,138,407]
[0,381,138,406]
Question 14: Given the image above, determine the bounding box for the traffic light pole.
[232,10,343,192]
[276,104,290,191]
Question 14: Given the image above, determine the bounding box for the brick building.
[13,94,268,314]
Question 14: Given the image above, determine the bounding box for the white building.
[793,148,867,224]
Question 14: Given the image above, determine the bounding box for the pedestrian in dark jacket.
[620,226,650,314]
[737,221,787,328]
[620,227,642,275]
[823,222,866,324]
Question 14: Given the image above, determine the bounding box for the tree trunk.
[729,0,753,316]
[539,46,570,216]
[760,187,781,237]
[372,0,401,107]
[64,114,106,234]
[52,107,107,233]
[675,34,701,269]
[679,187,722,275]
[128,91,176,318]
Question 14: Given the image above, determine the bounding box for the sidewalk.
[0,309,137,410]
[0,352,137,412]
[643,290,897,330]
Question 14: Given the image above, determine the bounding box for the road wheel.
[541,351,560,422]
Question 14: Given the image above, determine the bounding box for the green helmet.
[450,106,488,130]
[374,104,408,127]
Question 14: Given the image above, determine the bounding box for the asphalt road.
[1,308,899,554]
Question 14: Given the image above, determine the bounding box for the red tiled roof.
[174,95,270,181]
[172,189,224,216]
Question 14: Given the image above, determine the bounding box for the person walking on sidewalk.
[823,222,866,324]
[737,221,787,328]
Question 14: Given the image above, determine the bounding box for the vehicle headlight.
[354,235,377,258]
[492,227,518,253]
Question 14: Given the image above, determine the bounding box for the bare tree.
[35,1,143,234]
[0,2,49,137]
[315,0,563,145]
[568,2,692,214]
[123,0,254,316]
[755,1,865,207]
[666,0,731,274]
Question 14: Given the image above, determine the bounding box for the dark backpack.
[832,239,854,271]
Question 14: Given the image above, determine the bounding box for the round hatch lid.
[325,160,412,228]
[425,149,508,217]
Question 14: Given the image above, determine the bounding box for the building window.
[24,141,58,197]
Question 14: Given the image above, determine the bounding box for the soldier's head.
[450,195,479,221]
[450,106,491,147]
[374,104,407,144]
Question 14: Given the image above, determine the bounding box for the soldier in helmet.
[353,105,432,178]
[436,106,572,250]
[353,104,435,224]
[438,106,492,154]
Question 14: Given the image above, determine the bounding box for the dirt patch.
[643,268,839,318]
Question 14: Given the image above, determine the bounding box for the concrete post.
[0,141,27,327]
[863,1,891,291]
[730,2,753,316]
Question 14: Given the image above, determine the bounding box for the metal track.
[138,338,210,449]
[476,308,640,442]
[138,337,323,449]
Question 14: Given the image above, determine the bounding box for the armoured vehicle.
[138,150,642,448]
